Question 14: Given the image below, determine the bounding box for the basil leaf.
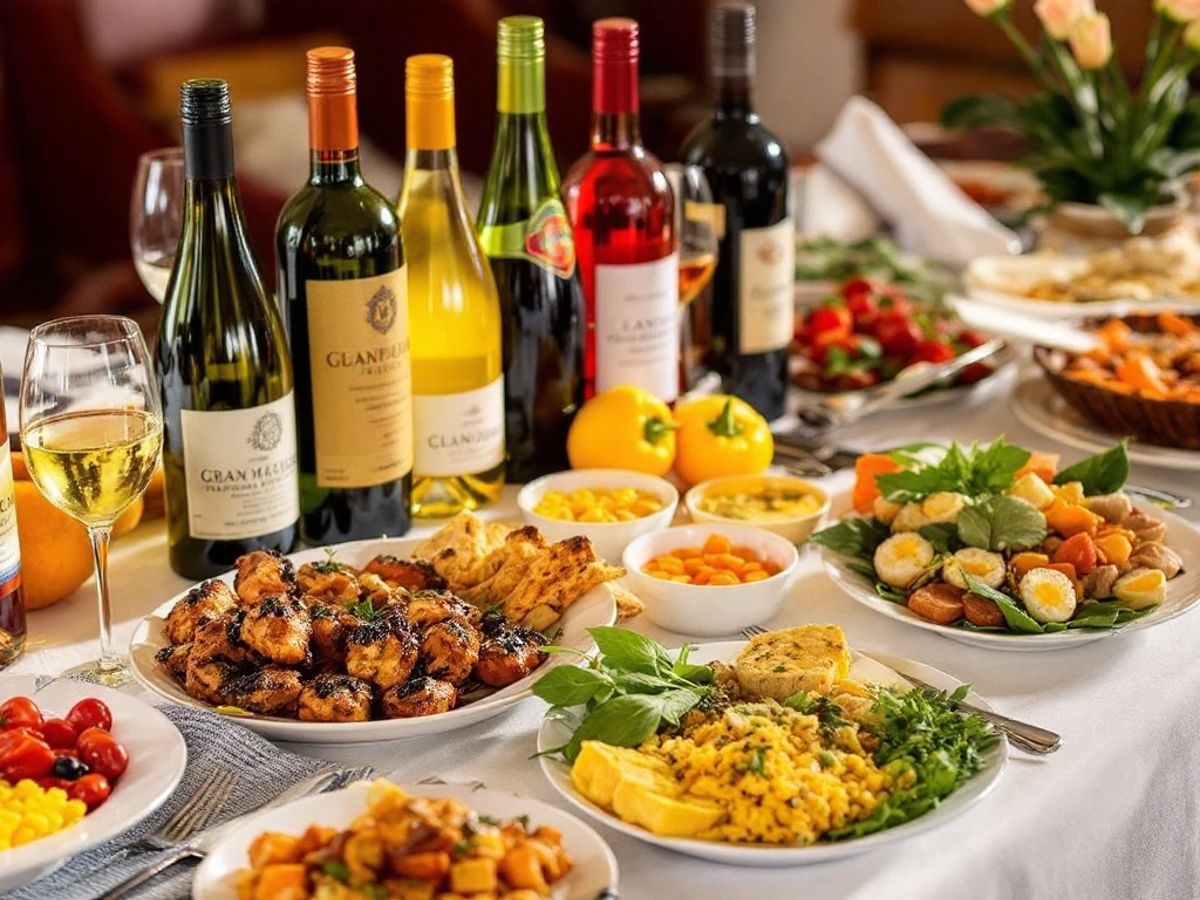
[671,663,714,683]
[958,496,1047,552]
[612,672,674,695]
[1054,442,1130,496]
[876,438,1030,502]
[588,626,672,675]
[811,517,891,559]
[648,688,705,725]
[845,558,879,582]
[962,572,1045,634]
[969,440,1032,495]
[531,665,612,707]
[918,522,962,555]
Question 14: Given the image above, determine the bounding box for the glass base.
[58,659,135,690]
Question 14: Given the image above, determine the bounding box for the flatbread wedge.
[501,535,625,622]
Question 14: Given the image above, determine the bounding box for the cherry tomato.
[876,290,912,318]
[957,329,988,349]
[75,727,128,780]
[809,330,854,364]
[875,315,922,357]
[66,698,112,734]
[67,773,111,810]
[39,717,77,749]
[912,339,957,364]
[1,697,42,731]
[956,362,993,385]
[845,290,878,325]
[806,305,853,339]
[840,277,875,298]
[36,776,71,792]
[0,734,56,781]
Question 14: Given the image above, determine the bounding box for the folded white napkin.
[815,96,1021,267]
[793,163,881,242]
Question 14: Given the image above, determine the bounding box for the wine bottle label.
[478,199,577,279]
[412,377,505,477]
[180,394,300,540]
[305,268,414,488]
[739,217,796,354]
[0,440,21,594]
[594,253,680,401]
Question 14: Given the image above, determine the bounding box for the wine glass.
[130,148,184,303]
[20,316,163,686]
[664,164,720,391]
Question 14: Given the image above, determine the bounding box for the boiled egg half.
[1018,567,1077,623]
[943,547,1006,590]
[874,533,935,589]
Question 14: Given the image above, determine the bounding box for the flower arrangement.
[946,0,1200,232]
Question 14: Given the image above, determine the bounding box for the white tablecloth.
[9,369,1200,900]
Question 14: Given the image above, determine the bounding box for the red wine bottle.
[681,2,793,419]
[563,18,678,401]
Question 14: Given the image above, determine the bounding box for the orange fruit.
[12,480,94,610]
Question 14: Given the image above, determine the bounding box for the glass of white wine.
[130,147,184,303]
[20,316,163,685]
[664,163,720,392]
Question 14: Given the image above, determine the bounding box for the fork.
[117,767,237,857]
[739,625,1061,754]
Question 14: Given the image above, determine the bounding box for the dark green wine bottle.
[276,48,412,544]
[157,79,300,579]
[478,16,585,481]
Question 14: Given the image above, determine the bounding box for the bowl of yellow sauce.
[685,475,829,544]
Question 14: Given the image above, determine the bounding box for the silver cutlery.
[116,767,237,858]
[1125,484,1192,510]
[740,625,1061,755]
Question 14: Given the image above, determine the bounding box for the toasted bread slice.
[501,536,624,622]
[460,526,548,605]
[734,625,852,701]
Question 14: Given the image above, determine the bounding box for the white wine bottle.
[397,55,505,517]
[157,79,300,578]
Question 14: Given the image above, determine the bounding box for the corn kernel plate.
[192,781,618,900]
[536,642,1007,866]
[0,674,186,893]
[129,537,617,744]
[821,500,1200,651]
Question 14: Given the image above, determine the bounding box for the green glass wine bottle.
[477,16,585,481]
[157,79,300,579]
[276,47,413,544]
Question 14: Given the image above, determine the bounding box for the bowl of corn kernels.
[516,468,679,564]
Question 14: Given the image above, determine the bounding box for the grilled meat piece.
[380,676,457,718]
[240,593,312,666]
[357,572,400,609]
[222,666,303,715]
[309,605,360,669]
[298,673,374,722]
[190,611,253,665]
[419,619,480,687]
[474,623,548,687]
[296,561,360,606]
[184,657,239,705]
[363,555,446,592]
[164,579,237,645]
[346,618,419,689]
[155,643,192,685]
[234,550,296,606]
[406,590,482,630]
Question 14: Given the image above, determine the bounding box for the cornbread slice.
[611,781,724,838]
[735,625,852,701]
[572,741,675,808]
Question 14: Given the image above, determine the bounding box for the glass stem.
[88,526,118,672]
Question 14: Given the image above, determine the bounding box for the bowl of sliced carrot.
[622,525,799,636]
[1036,312,1200,449]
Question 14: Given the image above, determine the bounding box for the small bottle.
[277,47,413,544]
[563,18,679,401]
[681,2,793,419]
[158,79,300,578]
[478,16,585,481]
[397,55,505,517]
[0,379,25,669]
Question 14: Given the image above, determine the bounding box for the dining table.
[8,361,1200,900]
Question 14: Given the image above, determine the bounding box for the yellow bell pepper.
[673,395,773,486]
[567,385,678,476]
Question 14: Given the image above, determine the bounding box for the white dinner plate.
[0,675,187,893]
[129,537,617,745]
[192,781,619,900]
[1011,374,1200,472]
[821,498,1200,651]
[536,641,1008,866]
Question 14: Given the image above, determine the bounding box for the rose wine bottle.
[563,18,678,401]
[397,55,505,517]
[277,48,413,544]
[681,2,793,419]
[158,79,300,578]
[478,16,585,481]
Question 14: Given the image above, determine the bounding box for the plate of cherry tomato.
[791,278,1013,403]
[0,675,186,893]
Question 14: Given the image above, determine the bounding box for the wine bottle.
[681,2,793,420]
[157,79,300,579]
[0,385,24,669]
[478,16,585,482]
[277,47,412,544]
[563,18,679,401]
[397,55,505,517]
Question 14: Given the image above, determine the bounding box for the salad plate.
[536,638,1007,866]
[0,675,186,893]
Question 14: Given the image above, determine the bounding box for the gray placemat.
[10,705,368,900]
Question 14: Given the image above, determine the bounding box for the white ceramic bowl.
[684,474,830,544]
[622,523,799,636]
[517,468,679,564]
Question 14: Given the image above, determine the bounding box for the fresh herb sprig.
[533,627,715,763]
[876,438,1030,503]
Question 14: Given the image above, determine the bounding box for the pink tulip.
[1157,0,1200,24]
[1069,12,1113,69]
[965,0,1012,16]
[1034,0,1095,40]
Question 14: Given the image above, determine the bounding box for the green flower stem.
[1045,39,1103,159]
[996,15,1057,91]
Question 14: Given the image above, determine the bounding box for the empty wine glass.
[130,148,184,303]
[664,163,720,391]
[20,316,163,685]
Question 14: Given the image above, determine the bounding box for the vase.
[1036,197,1194,254]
